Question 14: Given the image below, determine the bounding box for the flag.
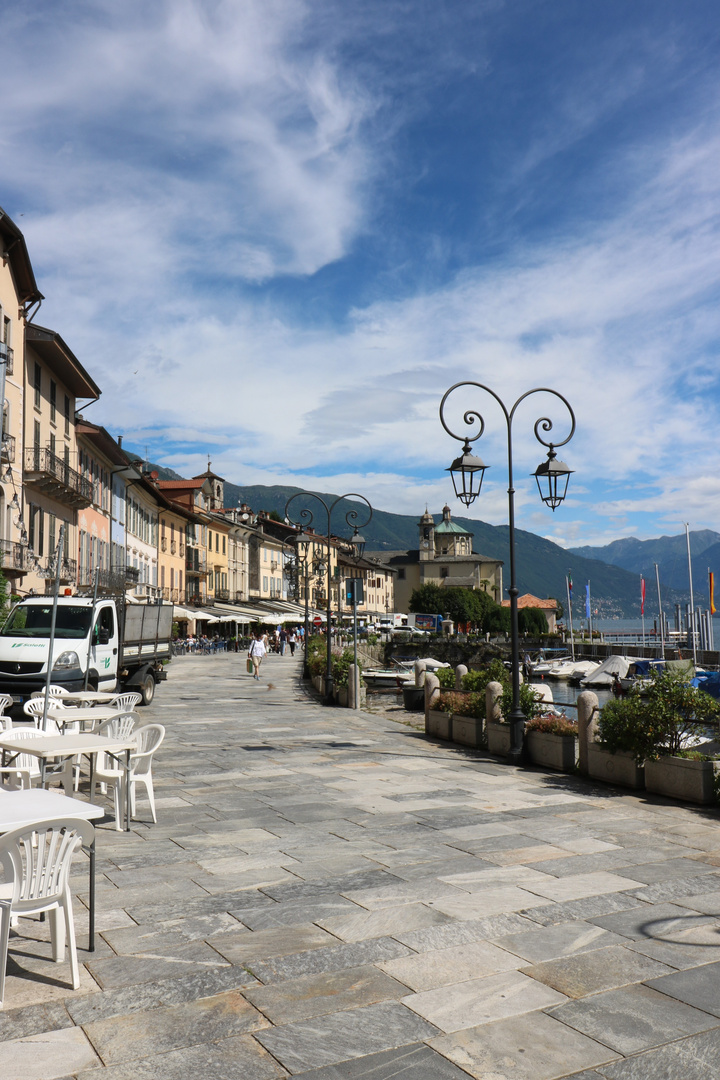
[640,576,645,616]
[568,574,573,598]
[710,571,716,616]
[585,583,591,619]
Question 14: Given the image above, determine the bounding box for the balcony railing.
[125,564,141,584]
[0,539,31,576]
[134,582,161,599]
[24,448,92,508]
[161,537,167,552]
[170,540,177,555]
[77,567,128,592]
[162,587,180,602]
[179,542,185,557]
[0,343,14,375]
[215,588,230,601]
[185,589,208,606]
[43,557,77,584]
[186,549,207,574]
[1,433,15,464]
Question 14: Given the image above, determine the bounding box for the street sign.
[345,578,364,606]
[313,616,323,626]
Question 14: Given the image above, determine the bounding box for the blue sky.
[4,0,720,547]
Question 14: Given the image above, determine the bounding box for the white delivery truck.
[0,596,173,707]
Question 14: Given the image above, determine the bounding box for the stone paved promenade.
[4,651,720,1078]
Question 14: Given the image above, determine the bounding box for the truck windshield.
[1,605,93,639]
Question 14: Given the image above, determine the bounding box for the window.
[49,433,56,457]
[263,575,268,591]
[222,536,226,555]
[440,567,449,578]
[34,363,41,410]
[64,395,70,436]
[33,420,41,454]
[215,533,219,553]
[48,515,56,559]
[397,568,405,580]
[50,380,57,423]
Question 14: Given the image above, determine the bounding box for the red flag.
[640,576,645,615]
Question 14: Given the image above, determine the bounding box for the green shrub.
[497,682,545,723]
[461,659,509,693]
[436,667,456,689]
[436,690,484,718]
[332,648,363,689]
[597,669,720,764]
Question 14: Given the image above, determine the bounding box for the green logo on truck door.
[104,657,111,669]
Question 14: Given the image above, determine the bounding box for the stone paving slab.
[5,652,720,1077]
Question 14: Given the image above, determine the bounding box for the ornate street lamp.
[285,492,373,703]
[291,530,314,676]
[439,383,576,762]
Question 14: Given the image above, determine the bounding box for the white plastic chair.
[92,723,165,830]
[30,686,70,699]
[109,692,141,713]
[0,694,13,716]
[0,816,94,1003]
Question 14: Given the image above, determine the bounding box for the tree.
[519,608,549,634]
[549,597,563,620]
[408,583,445,615]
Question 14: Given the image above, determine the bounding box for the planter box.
[452,715,484,748]
[527,730,577,772]
[402,685,426,712]
[426,709,452,741]
[312,675,324,694]
[486,722,512,757]
[337,687,349,707]
[587,745,645,789]
[645,755,719,805]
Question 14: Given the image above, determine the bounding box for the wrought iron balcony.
[161,537,167,552]
[1,433,15,464]
[0,539,31,577]
[186,589,208,606]
[215,588,230,601]
[186,548,207,574]
[24,448,92,508]
[77,567,128,592]
[125,564,141,584]
[170,540,177,555]
[43,557,77,584]
[0,343,14,375]
[162,587,180,603]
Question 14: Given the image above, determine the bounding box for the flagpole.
[709,567,715,651]
[655,562,665,660]
[641,574,646,647]
[566,574,574,661]
[685,523,697,665]
[586,581,592,641]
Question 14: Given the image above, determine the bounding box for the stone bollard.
[486,680,503,724]
[414,660,427,688]
[424,672,440,734]
[455,664,468,691]
[348,663,361,711]
[577,690,600,774]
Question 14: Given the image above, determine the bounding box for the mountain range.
[128,453,706,619]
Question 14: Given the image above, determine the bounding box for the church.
[383,506,504,615]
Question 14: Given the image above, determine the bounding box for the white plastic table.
[46,706,120,731]
[0,733,135,830]
[0,788,104,950]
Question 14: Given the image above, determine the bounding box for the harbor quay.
[4,652,720,1079]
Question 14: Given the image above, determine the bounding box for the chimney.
[117,435,123,448]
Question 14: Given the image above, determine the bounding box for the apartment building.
[0,209,43,586]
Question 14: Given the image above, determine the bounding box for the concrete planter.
[486,722,512,756]
[587,745,645,789]
[427,709,452,740]
[527,731,577,772]
[337,687,349,707]
[402,685,426,712]
[312,675,324,694]
[645,755,719,805]
[452,715,484,748]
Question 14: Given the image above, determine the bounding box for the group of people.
[247,625,304,679]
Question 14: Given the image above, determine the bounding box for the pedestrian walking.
[288,628,297,656]
[279,627,288,656]
[248,632,266,680]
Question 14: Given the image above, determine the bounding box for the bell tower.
[418,507,435,562]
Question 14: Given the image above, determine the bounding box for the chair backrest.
[14,710,61,736]
[110,693,142,712]
[98,713,139,741]
[0,817,94,912]
[0,693,14,715]
[131,724,165,776]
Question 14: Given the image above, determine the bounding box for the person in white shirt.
[248,633,266,679]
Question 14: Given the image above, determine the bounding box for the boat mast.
[565,573,575,661]
[685,523,697,665]
[654,562,665,660]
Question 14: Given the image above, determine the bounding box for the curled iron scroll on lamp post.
[285,492,373,704]
[439,382,576,763]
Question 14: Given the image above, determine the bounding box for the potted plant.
[590,692,651,789]
[448,690,484,748]
[427,690,455,741]
[525,713,578,771]
[487,683,542,756]
[594,669,720,798]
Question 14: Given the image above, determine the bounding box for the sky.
[3,0,720,549]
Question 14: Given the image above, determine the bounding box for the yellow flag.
[710,571,716,615]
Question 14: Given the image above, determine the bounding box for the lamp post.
[439,383,576,762]
[285,492,373,704]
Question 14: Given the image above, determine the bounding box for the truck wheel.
[139,673,155,706]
